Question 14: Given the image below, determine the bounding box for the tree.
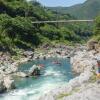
[93,16,100,41]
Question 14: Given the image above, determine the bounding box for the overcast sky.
[28,0,86,7]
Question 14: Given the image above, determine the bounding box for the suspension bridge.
[32,20,94,24]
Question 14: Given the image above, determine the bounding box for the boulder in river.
[29,65,40,76]
[13,72,28,78]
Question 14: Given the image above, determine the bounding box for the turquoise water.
[0,58,74,100]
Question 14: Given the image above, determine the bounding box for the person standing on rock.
[97,59,100,78]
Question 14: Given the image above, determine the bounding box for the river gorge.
[0,58,74,100]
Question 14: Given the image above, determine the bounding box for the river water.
[0,58,74,100]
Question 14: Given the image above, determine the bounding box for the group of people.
[30,60,62,77]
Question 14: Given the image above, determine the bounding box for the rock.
[95,42,100,53]
[87,39,98,50]
[70,50,97,74]
[29,65,40,76]
[3,76,16,91]
[62,83,100,100]
[39,68,93,100]
[23,51,34,58]
[13,72,28,78]
[0,75,16,93]
[39,69,93,100]
[0,80,6,93]
[0,62,18,75]
[39,94,55,100]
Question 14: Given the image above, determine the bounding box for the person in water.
[52,61,61,65]
[43,56,46,60]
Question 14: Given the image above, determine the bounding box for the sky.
[31,0,87,7]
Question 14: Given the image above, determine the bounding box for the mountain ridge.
[47,0,100,19]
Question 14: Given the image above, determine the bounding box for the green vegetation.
[89,73,97,83]
[0,0,94,53]
[57,87,80,100]
[48,0,100,19]
[93,16,100,41]
[57,92,72,100]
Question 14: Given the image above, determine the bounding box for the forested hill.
[48,0,100,19]
[0,0,95,53]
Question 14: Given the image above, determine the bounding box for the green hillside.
[48,0,100,19]
[0,0,94,53]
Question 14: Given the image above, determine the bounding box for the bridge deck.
[32,20,94,24]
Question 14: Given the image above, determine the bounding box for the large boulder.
[3,76,16,91]
[0,75,15,93]
[23,51,34,59]
[87,39,98,50]
[95,41,100,53]
[70,50,97,74]
[0,80,6,93]
[13,72,28,78]
[29,65,40,76]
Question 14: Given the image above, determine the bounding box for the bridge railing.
[32,20,94,24]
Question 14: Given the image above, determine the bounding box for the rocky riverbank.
[0,44,75,93]
[39,41,100,100]
[0,41,99,99]
[0,51,30,93]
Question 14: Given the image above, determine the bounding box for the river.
[0,58,74,100]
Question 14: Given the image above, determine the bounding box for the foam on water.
[43,66,63,77]
[0,81,65,100]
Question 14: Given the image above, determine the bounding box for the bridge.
[32,20,94,24]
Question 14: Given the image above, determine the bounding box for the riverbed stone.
[0,80,6,93]
[14,72,28,77]
[3,76,16,91]
[87,39,98,50]
[70,50,97,74]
